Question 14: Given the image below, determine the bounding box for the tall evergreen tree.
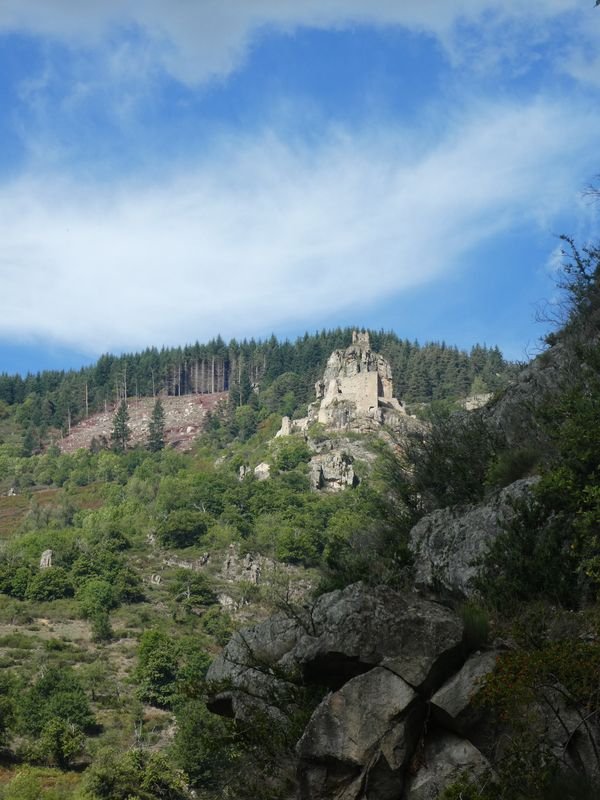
[148,398,166,452]
[111,400,131,452]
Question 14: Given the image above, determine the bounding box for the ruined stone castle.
[278,330,406,436]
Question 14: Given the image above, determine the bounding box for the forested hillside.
[0,329,514,446]
[2,253,599,800]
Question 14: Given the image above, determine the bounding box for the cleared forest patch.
[58,392,228,453]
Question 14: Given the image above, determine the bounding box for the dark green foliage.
[458,602,490,652]
[477,496,579,612]
[174,644,212,698]
[169,570,217,609]
[79,748,189,799]
[70,548,143,604]
[20,667,94,737]
[157,510,209,548]
[0,329,514,439]
[172,700,236,790]
[25,567,74,601]
[409,409,505,510]
[28,718,85,768]
[272,437,312,471]
[147,398,165,452]
[477,627,600,800]
[110,400,131,452]
[0,671,17,744]
[486,446,541,489]
[0,564,34,599]
[134,630,180,708]
[200,606,234,645]
[260,371,301,416]
[90,611,113,643]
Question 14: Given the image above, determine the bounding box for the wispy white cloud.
[0,98,596,354]
[0,0,588,84]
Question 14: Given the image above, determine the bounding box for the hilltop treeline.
[0,329,515,436]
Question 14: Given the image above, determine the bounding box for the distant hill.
[0,328,518,446]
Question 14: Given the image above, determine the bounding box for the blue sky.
[0,1,599,375]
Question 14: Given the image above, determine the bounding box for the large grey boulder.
[431,651,499,737]
[207,584,465,721]
[409,478,538,599]
[405,732,493,800]
[206,611,308,720]
[292,584,465,694]
[297,668,424,800]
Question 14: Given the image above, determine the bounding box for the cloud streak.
[0,98,597,355]
[0,0,587,84]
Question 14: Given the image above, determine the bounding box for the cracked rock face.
[405,732,494,800]
[205,584,479,800]
[297,668,424,800]
[309,451,358,491]
[409,478,538,599]
[295,584,465,694]
[206,582,466,730]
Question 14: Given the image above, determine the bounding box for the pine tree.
[111,400,131,452]
[148,398,166,452]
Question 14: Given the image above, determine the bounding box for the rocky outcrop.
[460,393,493,411]
[481,342,567,448]
[206,583,465,714]
[39,549,53,569]
[297,669,424,800]
[276,331,409,440]
[254,462,271,481]
[273,332,423,493]
[430,651,499,738]
[294,585,465,693]
[207,580,600,798]
[409,478,538,599]
[405,732,493,800]
[219,544,313,600]
[309,451,357,491]
[206,582,509,800]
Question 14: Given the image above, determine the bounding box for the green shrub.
[157,509,209,548]
[27,718,85,768]
[272,437,311,472]
[25,568,73,602]
[20,667,94,737]
[486,447,540,489]
[90,611,113,643]
[169,570,217,609]
[78,748,189,800]
[476,496,579,612]
[134,629,180,708]
[173,700,236,789]
[410,410,505,510]
[458,602,490,652]
[200,606,234,645]
[77,579,118,619]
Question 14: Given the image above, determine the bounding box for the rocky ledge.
[206,580,600,798]
[207,583,494,799]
